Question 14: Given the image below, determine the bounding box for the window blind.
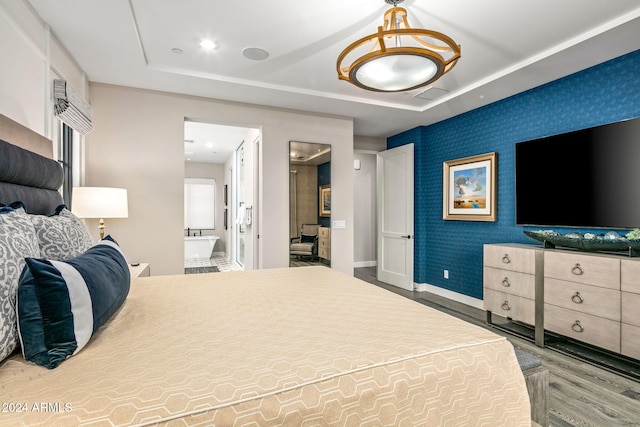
[53,79,93,135]
[184,178,215,229]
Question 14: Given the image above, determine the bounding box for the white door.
[377,144,414,290]
[253,136,260,269]
[235,142,245,268]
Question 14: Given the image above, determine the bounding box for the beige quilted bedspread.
[1,266,530,426]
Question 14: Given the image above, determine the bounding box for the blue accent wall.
[318,161,331,227]
[388,49,640,299]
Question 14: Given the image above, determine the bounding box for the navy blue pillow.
[17,235,130,369]
[1,201,27,210]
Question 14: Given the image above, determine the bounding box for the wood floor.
[354,267,640,427]
[290,257,330,268]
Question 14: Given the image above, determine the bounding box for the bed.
[0,114,531,426]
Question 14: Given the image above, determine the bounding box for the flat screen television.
[515,116,640,229]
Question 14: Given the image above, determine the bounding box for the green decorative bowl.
[524,230,640,253]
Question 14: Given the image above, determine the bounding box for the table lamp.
[72,187,128,239]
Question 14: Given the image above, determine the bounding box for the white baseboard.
[354,260,377,268]
[414,282,484,310]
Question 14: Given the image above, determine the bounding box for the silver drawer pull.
[571,292,584,304]
[572,321,584,333]
[502,277,511,287]
[501,301,511,311]
[502,254,511,264]
[571,263,584,276]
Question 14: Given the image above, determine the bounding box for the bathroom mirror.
[289,141,331,267]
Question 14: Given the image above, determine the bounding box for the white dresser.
[621,259,640,359]
[544,250,621,353]
[484,243,640,361]
[483,244,544,345]
[318,227,331,261]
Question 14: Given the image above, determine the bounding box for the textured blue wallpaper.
[388,49,640,299]
[317,161,331,227]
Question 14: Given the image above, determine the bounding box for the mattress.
[0,266,530,426]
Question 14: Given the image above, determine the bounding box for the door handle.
[401,235,412,239]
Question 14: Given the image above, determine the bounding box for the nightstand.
[129,263,150,278]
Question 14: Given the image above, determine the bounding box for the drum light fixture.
[337,0,460,92]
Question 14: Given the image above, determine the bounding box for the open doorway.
[183,119,259,273]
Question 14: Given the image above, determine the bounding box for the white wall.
[0,3,45,134]
[354,153,378,266]
[0,0,87,141]
[1,1,356,276]
[352,136,385,267]
[354,135,386,152]
[85,84,354,276]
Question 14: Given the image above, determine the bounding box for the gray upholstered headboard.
[0,114,64,214]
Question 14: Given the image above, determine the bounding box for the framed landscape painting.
[319,184,331,217]
[443,152,497,221]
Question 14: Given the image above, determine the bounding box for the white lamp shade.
[72,187,129,219]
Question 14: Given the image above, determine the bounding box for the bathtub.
[185,235,219,260]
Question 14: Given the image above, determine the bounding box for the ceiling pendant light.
[337,0,460,92]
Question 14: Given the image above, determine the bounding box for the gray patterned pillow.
[0,204,40,362]
[29,205,94,260]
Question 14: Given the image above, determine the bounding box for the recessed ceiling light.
[200,39,217,50]
[242,47,269,61]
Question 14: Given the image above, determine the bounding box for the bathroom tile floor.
[211,256,242,272]
[184,255,241,272]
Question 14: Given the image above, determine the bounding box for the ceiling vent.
[414,87,450,100]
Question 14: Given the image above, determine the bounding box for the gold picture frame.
[319,184,331,217]
[443,152,497,221]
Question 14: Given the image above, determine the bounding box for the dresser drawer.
[621,323,640,360]
[483,266,535,300]
[484,244,538,274]
[545,278,620,321]
[544,251,620,289]
[622,291,640,327]
[544,304,620,353]
[318,246,330,260]
[621,258,640,294]
[484,288,535,325]
[318,237,329,249]
[319,227,330,239]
